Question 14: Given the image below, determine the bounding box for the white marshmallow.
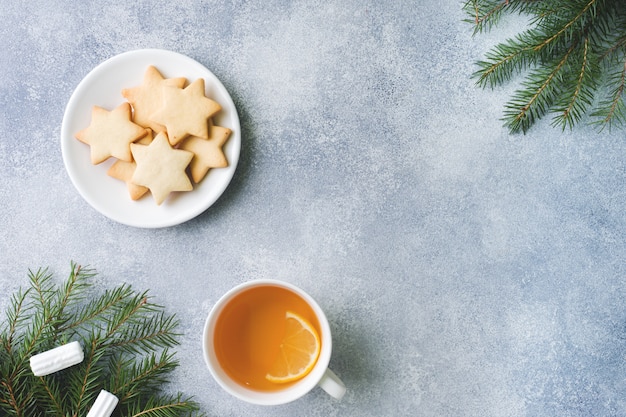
[86,390,119,417]
[29,341,84,376]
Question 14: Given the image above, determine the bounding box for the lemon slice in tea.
[265,311,321,384]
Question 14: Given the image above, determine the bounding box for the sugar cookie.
[130,132,193,205]
[106,129,153,200]
[75,103,147,164]
[121,66,186,133]
[179,122,231,183]
[150,78,221,145]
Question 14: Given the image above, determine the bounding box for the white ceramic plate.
[61,49,241,228]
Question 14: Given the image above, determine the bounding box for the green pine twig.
[110,349,179,403]
[592,57,626,129]
[503,38,578,133]
[465,0,626,133]
[123,393,200,417]
[0,262,204,417]
[551,36,599,130]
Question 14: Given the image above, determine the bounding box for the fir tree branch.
[2,288,31,354]
[0,366,36,417]
[552,36,598,129]
[0,264,203,416]
[533,0,598,54]
[29,269,54,316]
[469,0,508,32]
[601,35,626,61]
[124,393,203,417]
[54,263,94,333]
[107,311,179,354]
[110,349,178,403]
[504,40,578,132]
[102,292,149,338]
[34,376,63,416]
[474,31,537,88]
[56,264,82,320]
[592,57,626,129]
[466,0,626,132]
[97,292,180,354]
[608,59,626,119]
[464,0,542,34]
[24,269,57,351]
[68,338,105,417]
[58,284,135,334]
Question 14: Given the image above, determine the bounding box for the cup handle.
[318,368,346,400]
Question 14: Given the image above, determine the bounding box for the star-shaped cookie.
[130,132,194,205]
[106,129,153,200]
[179,123,231,183]
[150,78,221,145]
[75,103,147,164]
[121,66,187,133]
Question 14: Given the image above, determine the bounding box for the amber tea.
[212,284,322,391]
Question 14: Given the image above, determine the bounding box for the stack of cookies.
[75,66,231,205]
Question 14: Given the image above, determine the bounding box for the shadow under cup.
[202,279,342,405]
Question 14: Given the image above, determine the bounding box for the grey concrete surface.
[1,1,625,416]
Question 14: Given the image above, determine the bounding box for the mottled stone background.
[1,1,626,416]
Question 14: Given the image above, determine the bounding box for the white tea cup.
[202,279,346,405]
